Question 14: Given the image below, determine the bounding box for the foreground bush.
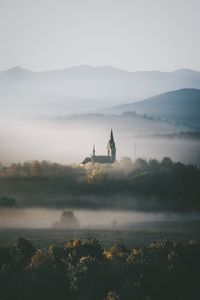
[0,237,200,299]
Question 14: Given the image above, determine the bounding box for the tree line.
[0,157,200,211]
[0,237,200,300]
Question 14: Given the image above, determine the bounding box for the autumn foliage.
[0,237,200,299]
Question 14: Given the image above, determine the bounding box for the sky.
[0,0,199,72]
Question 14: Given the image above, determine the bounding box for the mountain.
[1,66,200,117]
[172,69,200,79]
[101,89,200,126]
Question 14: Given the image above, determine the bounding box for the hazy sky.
[0,0,199,72]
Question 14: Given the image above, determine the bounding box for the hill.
[1,66,200,117]
[102,89,200,126]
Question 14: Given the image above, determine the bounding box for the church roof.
[81,155,112,165]
[81,157,92,164]
[93,155,112,164]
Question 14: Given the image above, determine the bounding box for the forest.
[0,157,199,212]
[0,237,200,300]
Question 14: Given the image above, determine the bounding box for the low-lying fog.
[0,118,200,166]
[0,208,199,229]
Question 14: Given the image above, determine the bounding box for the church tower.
[81,129,117,166]
[107,129,116,162]
[91,144,95,164]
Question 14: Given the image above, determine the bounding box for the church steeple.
[107,129,116,162]
[93,144,95,157]
[91,144,96,165]
[110,129,114,143]
[82,130,117,166]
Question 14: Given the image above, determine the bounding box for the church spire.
[93,144,95,157]
[110,129,114,143]
[107,129,116,162]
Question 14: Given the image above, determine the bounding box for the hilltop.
[1,66,200,117]
[102,88,200,126]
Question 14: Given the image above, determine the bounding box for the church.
[81,129,116,166]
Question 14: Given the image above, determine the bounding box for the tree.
[52,210,80,229]
[17,237,36,264]
[161,157,173,169]
[29,249,49,270]
[133,158,148,171]
[105,291,120,300]
[104,242,129,261]
[30,160,42,176]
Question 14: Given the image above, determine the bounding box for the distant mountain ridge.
[102,88,200,126]
[172,69,200,79]
[1,65,200,117]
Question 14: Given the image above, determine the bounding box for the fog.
[1,67,200,119]
[0,118,200,166]
[0,208,199,229]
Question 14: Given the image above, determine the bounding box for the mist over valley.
[1,1,200,298]
[1,66,200,117]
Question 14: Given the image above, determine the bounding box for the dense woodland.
[0,157,200,211]
[0,237,200,300]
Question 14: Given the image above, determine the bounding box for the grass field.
[1,220,200,248]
